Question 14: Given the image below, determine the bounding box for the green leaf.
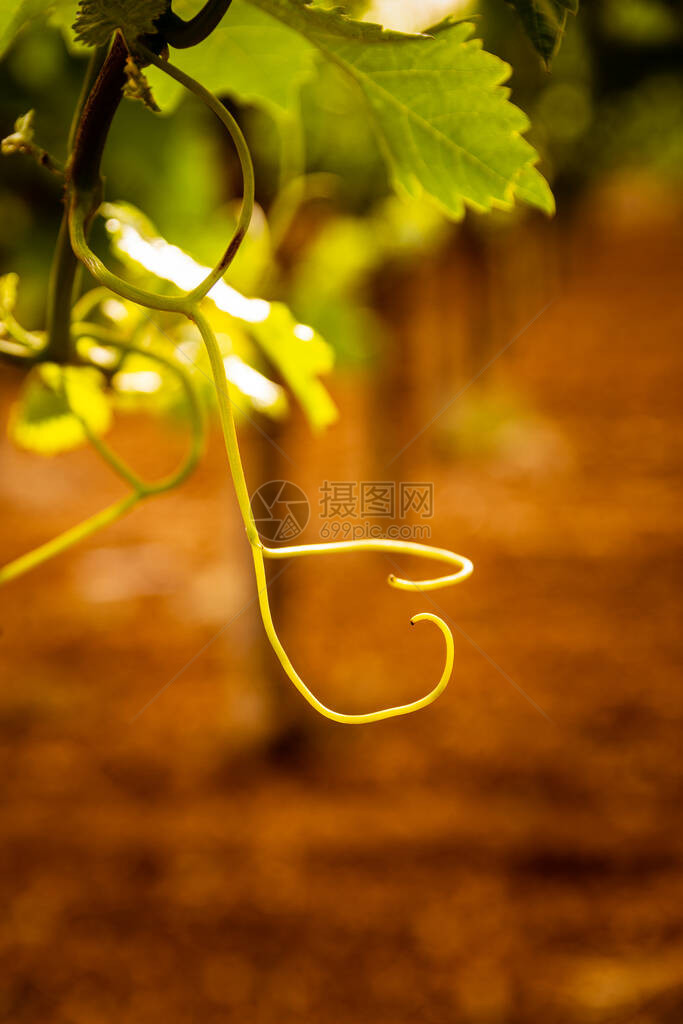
[72,0,166,46]
[243,3,552,215]
[511,161,555,212]
[149,1,551,215]
[9,363,112,455]
[506,0,579,63]
[146,0,317,119]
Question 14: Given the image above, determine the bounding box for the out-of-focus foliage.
[290,196,449,363]
[10,362,111,453]
[0,1,70,58]
[0,270,44,353]
[599,0,681,46]
[590,74,683,178]
[0,269,18,312]
[247,306,337,431]
[479,0,683,189]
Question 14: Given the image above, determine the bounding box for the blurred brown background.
[1,4,683,1022]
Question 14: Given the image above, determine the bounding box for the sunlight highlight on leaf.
[104,212,272,323]
[223,353,288,416]
[101,206,337,430]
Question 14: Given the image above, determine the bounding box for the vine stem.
[154,0,234,48]
[44,36,130,364]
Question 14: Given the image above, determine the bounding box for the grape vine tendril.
[1,38,474,724]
